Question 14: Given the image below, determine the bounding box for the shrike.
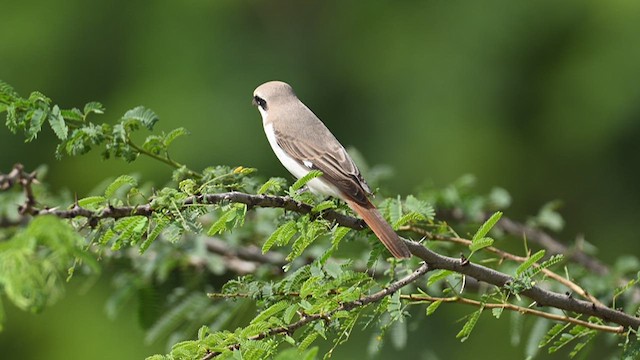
[252,81,411,259]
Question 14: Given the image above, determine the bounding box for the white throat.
[258,106,269,124]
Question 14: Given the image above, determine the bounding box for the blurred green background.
[1,0,639,359]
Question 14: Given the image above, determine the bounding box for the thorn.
[591,303,597,311]
[565,291,573,299]
[460,253,469,266]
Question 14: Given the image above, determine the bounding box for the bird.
[252,81,411,259]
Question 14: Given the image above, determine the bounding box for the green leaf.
[387,291,403,319]
[262,221,297,253]
[311,200,336,213]
[319,226,350,264]
[299,276,322,299]
[516,250,546,276]
[456,306,483,342]
[164,127,189,147]
[26,108,47,141]
[112,216,148,248]
[122,106,159,130]
[283,304,299,323]
[140,214,170,253]
[0,216,89,313]
[622,334,640,359]
[178,179,197,195]
[290,170,323,192]
[393,211,426,230]
[251,301,289,324]
[530,254,563,277]
[257,177,286,195]
[472,211,503,241]
[569,330,596,358]
[298,333,319,352]
[29,91,51,104]
[387,197,402,226]
[207,208,237,236]
[287,223,323,261]
[142,135,165,155]
[426,300,442,315]
[404,195,435,220]
[0,79,18,98]
[104,175,138,198]
[48,105,68,140]
[427,269,453,287]
[469,237,494,253]
[83,101,105,116]
[77,196,106,209]
[60,108,83,121]
[491,307,504,319]
[539,322,571,348]
[99,228,117,245]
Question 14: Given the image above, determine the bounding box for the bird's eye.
[253,95,267,110]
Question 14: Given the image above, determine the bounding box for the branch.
[402,294,623,334]
[1,187,365,231]
[203,237,287,268]
[202,263,430,359]
[403,225,605,307]
[0,163,37,214]
[404,241,640,330]
[496,216,640,303]
[3,165,639,331]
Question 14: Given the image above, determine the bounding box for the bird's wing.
[273,127,372,205]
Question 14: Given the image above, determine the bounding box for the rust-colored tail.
[345,199,411,259]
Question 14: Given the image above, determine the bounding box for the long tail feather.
[345,199,411,259]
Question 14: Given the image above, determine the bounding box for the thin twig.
[497,217,609,276]
[402,294,623,334]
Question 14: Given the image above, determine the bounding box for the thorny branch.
[0,164,365,229]
[2,164,639,332]
[404,241,639,330]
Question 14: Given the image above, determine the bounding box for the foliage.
[1,81,639,359]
